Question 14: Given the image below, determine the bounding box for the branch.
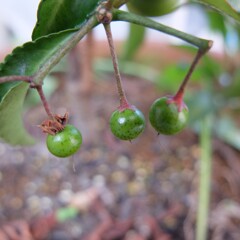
[112,9,213,52]
[0,75,33,84]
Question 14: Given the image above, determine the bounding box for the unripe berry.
[149,96,188,135]
[110,106,145,140]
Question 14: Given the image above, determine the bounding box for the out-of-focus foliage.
[127,0,186,17]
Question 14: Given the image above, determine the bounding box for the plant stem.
[33,16,98,85]
[103,23,129,108]
[174,49,205,101]
[196,115,212,240]
[112,9,213,52]
[0,75,33,84]
[35,85,54,119]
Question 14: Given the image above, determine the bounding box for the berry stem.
[0,75,33,84]
[35,84,54,119]
[103,23,129,108]
[173,49,206,102]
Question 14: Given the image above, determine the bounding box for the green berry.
[110,107,145,140]
[46,124,82,158]
[149,96,189,135]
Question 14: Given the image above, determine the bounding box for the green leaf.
[0,30,78,145]
[127,0,187,17]
[0,83,35,145]
[122,23,146,60]
[0,30,77,102]
[206,11,227,38]
[192,0,240,24]
[32,0,101,40]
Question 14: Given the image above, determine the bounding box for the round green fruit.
[47,124,82,158]
[127,0,184,17]
[110,107,145,140]
[149,97,189,135]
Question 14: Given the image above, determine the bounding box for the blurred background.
[0,1,240,240]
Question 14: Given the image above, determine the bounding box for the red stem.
[174,49,205,101]
[35,85,54,119]
[103,23,130,108]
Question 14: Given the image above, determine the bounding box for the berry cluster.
[41,93,188,158]
[37,2,208,158]
[39,30,191,159]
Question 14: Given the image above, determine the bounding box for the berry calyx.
[149,96,189,135]
[110,105,145,141]
[46,124,82,158]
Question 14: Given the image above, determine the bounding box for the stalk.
[196,115,213,240]
[173,49,205,102]
[35,85,54,119]
[103,23,130,109]
[0,75,33,84]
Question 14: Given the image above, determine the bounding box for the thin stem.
[103,23,129,107]
[174,49,205,100]
[0,75,33,84]
[35,85,54,119]
[196,115,212,240]
[112,9,213,52]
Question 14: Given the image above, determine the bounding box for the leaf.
[127,0,187,17]
[0,83,35,145]
[192,0,240,24]
[206,11,227,38]
[0,30,77,102]
[32,0,100,40]
[122,23,146,60]
[0,29,78,145]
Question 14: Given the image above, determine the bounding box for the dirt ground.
[0,70,240,240]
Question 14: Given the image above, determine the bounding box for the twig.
[174,48,210,101]
[0,75,33,84]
